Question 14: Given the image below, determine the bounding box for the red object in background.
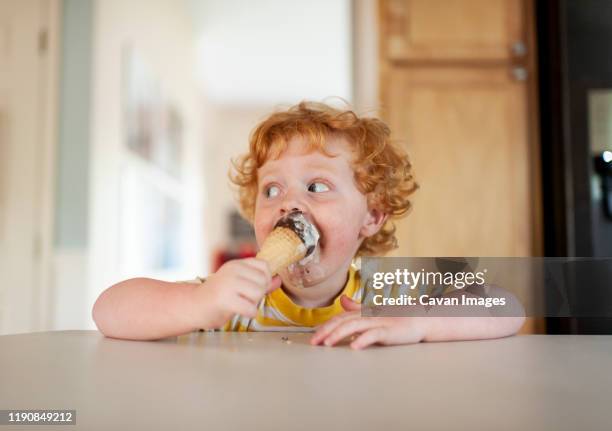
[212,242,257,271]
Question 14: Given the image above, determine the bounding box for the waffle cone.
[256,227,306,275]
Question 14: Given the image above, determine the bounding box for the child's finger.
[310,312,361,345]
[267,275,281,292]
[234,264,271,287]
[230,295,259,318]
[340,294,362,312]
[243,257,273,278]
[321,318,378,347]
[234,271,269,294]
[350,327,389,350]
[235,278,267,303]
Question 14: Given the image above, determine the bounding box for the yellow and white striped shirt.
[189,263,362,332]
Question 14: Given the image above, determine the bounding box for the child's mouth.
[272,210,321,259]
[271,211,326,286]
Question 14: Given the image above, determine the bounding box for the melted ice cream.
[275,211,322,288]
[274,211,320,258]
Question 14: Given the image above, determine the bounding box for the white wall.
[201,105,271,249]
[192,0,359,252]
[86,0,206,329]
[0,0,377,334]
[190,0,352,106]
[53,0,377,331]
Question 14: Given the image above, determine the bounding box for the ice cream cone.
[256,227,307,275]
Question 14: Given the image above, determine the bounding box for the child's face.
[254,136,382,287]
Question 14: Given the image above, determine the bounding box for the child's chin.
[281,261,327,287]
[302,262,329,284]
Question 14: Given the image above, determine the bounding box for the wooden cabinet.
[380,0,539,258]
[384,0,524,62]
[385,67,531,256]
[379,0,541,332]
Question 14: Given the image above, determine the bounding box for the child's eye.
[307,182,330,193]
[265,185,281,198]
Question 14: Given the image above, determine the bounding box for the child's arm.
[92,258,279,341]
[312,286,525,349]
[419,285,525,342]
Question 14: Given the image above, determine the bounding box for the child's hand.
[310,295,428,350]
[193,258,281,329]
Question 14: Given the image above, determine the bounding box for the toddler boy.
[93,102,524,349]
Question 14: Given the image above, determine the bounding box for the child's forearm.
[422,315,525,342]
[92,278,202,341]
[422,286,526,342]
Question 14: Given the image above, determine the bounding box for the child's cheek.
[253,224,265,248]
[253,209,273,247]
[321,212,361,251]
[336,199,368,242]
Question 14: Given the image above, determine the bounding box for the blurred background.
[0,0,611,336]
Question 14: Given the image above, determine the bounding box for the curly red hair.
[230,101,418,256]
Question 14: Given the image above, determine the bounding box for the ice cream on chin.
[284,245,325,288]
[255,211,320,276]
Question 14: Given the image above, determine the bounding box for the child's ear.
[360,208,388,238]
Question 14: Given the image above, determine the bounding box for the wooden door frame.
[537,0,612,334]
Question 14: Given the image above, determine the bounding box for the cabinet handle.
[512,41,527,57]
[512,67,528,81]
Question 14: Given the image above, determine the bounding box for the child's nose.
[279,189,307,216]
[280,207,301,217]
[280,201,304,215]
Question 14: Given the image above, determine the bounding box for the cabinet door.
[383,0,524,62]
[385,66,533,257]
